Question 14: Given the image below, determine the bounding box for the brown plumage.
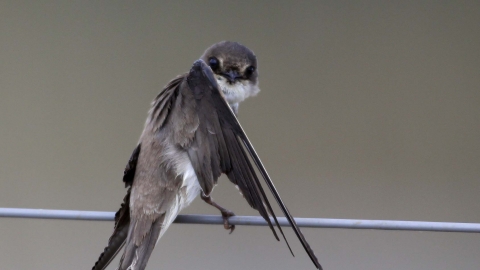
[92,42,321,270]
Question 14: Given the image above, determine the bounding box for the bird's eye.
[245,65,256,77]
[208,57,219,70]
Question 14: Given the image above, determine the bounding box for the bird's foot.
[201,193,236,234]
[220,209,235,234]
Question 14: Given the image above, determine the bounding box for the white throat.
[215,75,260,106]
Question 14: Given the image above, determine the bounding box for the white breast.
[157,146,202,240]
[178,154,202,206]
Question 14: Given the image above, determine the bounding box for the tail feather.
[117,194,184,270]
[92,189,131,270]
[118,215,165,270]
[92,226,128,270]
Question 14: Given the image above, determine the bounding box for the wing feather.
[185,60,322,269]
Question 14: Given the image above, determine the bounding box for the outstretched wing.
[185,60,322,270]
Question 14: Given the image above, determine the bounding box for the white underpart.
[157,150,202,241]
[215,75,260,107]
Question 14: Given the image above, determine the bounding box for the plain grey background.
[1,1,479,269]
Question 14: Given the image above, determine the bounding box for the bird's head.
[200,41,260,113]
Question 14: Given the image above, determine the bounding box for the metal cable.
[1,207,479,233]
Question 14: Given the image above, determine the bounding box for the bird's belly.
[176,151,202,208]
[156,150,201,241]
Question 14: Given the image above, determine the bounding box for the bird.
[92,41,322,270]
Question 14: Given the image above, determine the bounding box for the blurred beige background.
[1,1,479,269]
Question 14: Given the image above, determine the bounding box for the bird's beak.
[221,70,240,84]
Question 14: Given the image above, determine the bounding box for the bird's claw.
[221,210,235,234]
